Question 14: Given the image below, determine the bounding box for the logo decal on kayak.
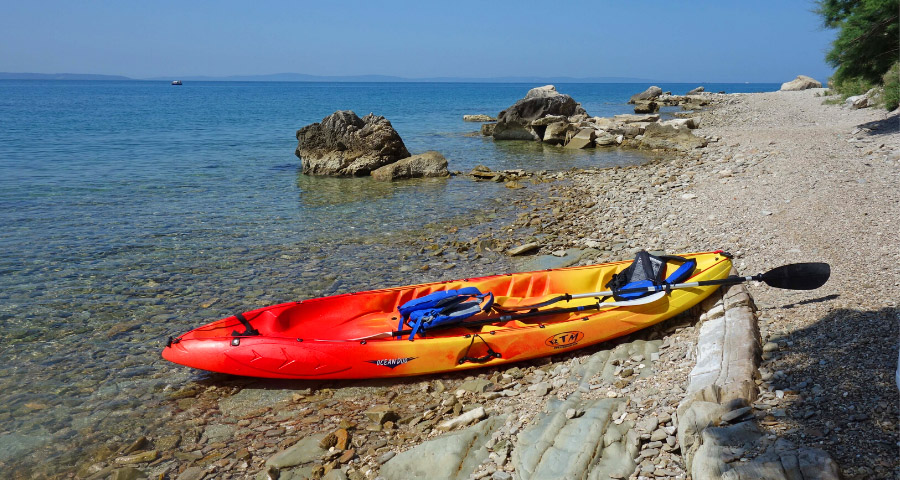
[366,357,417,369]
[545,331,584,349]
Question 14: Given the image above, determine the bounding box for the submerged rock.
[371,151,449,181]
[296,110,410,176]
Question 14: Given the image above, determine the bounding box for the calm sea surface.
[0,80,778,474]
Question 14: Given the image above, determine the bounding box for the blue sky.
[0,1,836,82]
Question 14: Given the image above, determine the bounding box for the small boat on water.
[171,80,182,85]
[162,250,734,379]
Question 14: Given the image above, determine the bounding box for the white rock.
[437,406,486,431]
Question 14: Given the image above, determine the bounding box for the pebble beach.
[4,86,898,480]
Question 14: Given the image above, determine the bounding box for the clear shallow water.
[0,80,778,475]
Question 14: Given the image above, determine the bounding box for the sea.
[0,80,779,476]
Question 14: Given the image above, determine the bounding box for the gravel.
[555,88,899,479]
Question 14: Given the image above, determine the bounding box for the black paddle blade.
[760,263,830,290]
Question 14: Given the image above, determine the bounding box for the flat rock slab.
[513,397,638,480]
[380,415,507,480]
[512,339,662,480]
[218,385,296,418]
[678,281,842,479]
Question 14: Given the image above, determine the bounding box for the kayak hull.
[162,251,732,379]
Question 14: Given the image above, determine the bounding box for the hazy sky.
[0,0,836,82]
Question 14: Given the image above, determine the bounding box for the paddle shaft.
[347,292,666,341]
[568,274,760,300]
[391,302,608,338]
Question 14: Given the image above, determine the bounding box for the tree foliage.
[817,0,900,84]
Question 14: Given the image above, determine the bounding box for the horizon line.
[0,71,790,84]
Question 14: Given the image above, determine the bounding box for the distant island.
[1,71,658,83]
[0,72,132,81]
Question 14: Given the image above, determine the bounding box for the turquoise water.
[0,80,778,475]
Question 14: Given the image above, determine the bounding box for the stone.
[780,75,822,91]
[370,151,449,181]
[542,122,574,145]
[513,397,638,480]
[525,85,561,99]
[636,416,659,434]
[380,415,506,480]
[686,86,705,95]
[797,447,842,480]
[438,407,487,431]
[564,128,595,149]
[531,114,567,126]
[364,405,400,425]
[481,123,496,136]
[492,472,512,480]
[175,466,205,480]
[376,451,396,465]
[459,378,493,393]
[507,243,541,256]
[112,467,146,480]
[594,132,618,146]
[324,469,349,480]
[661,118,699,130]
[613,113,660,124]
[296,110,410,176]
[846,94,870,109]
[529,382,551,396]
[493,86,587,141]
[464,114,496,122]
[114,450,158,465]
[720,406,752,423]
[629,86,663,104]
[633,101,659,114]
[266,434,327,469]
[639,122,708,151]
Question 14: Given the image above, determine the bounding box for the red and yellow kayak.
[162,251,731,379]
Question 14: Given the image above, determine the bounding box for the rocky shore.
[71,88,898,480]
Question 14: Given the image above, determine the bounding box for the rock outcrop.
[463,114,496,122]
[492,85,587,141]
[296,111,410,176]
[370,151,449,181]
[483,86,712,152]
[780,75,822,91]
[675,280,843,480]
[639,122,709,151]
[629,85,663,104]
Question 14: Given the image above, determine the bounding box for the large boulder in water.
[492,85,587,141]
[371,151,449,181]
[780,75,822,91]
[296,110,410,176]
[629,86,663,104]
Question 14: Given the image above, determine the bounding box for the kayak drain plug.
[231,338,240,347]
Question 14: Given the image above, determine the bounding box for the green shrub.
[833,76,873,99]
[882,61,899,111]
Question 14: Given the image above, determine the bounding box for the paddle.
[348,291,666,342]
[499,262,831,312]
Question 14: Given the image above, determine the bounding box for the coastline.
[531,88,899,478]
[7,87,897,479]
[190,89,895,479]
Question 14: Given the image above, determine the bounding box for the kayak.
[162,250,732,379]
